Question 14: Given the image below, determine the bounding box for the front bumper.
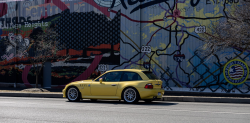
[62,89,66,98]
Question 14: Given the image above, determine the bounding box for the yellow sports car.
[63,69,164,103]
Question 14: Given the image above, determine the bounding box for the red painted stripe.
[51,0,69,11]
[230,73,243,75]
[0,3,7,17]
[22,65,33,88]
[53,55,103,89]
[231,74,243,76]
[71,55,103,82]
[82,0,110,17]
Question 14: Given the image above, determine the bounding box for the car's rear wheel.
[67,87,81,102]
[123,88,139,103]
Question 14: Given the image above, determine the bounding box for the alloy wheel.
[67,87,79,101]
[123,88,138,103]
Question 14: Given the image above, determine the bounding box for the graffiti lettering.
[24,21,48,28]
[0,17,31,29]
[111,0,168,14]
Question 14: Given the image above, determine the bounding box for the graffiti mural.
[0,0,249,94]
[1,33,30,61]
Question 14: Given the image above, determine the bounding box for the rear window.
[143,72,159,80]
[120,72,142,81]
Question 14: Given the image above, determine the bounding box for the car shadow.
[67,99,178,106]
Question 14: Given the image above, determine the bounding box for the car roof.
[107,69,148,72]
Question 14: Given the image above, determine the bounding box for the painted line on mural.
[22,65,33,88]
[82,0,110,17]
[111,10,164,23]
[71,55,103,82]
[146,17,176,46]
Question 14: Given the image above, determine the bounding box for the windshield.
[143,71,159,80]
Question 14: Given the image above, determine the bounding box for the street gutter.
[1,91,250,103]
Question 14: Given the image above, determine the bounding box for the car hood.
[65,80,93,87]
[71,79,93,84]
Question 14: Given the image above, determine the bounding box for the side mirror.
[99,78,103,84]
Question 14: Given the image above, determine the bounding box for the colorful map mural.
[0,0,249,94]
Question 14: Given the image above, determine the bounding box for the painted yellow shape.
[142,33,147,39]
[178,33,188,46]
[187,59,191,67]
[187,62,191,67]
[157,43,167,54]
[149,27,159,33]
[150,46,160,68]
[191,72,195,77]
[159,43,166,49]
[26,5,40,11]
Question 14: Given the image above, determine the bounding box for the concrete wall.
[0,0,249,94]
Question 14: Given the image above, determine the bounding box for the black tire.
[67,87,81,102]
[123,88,139,103]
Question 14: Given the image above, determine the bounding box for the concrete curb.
[162,96,250,104]
[1,92,250,103]
[0,92,62,98]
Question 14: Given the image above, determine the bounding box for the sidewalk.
[0,88,250,104]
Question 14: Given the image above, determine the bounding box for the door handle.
[111,84,117,86]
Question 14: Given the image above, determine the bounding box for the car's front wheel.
[123,88,139,103]
[67,87,81,102]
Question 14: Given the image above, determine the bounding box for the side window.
[96,72,123,82]
[95,74,106,81]
[120,72,142,81]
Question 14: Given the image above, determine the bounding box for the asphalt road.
[0,97,250,123]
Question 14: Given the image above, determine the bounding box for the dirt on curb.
[0,89,62,94]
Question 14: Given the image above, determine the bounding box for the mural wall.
[0,0,249,94]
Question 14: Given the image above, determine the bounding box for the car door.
[91,71,123,96]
